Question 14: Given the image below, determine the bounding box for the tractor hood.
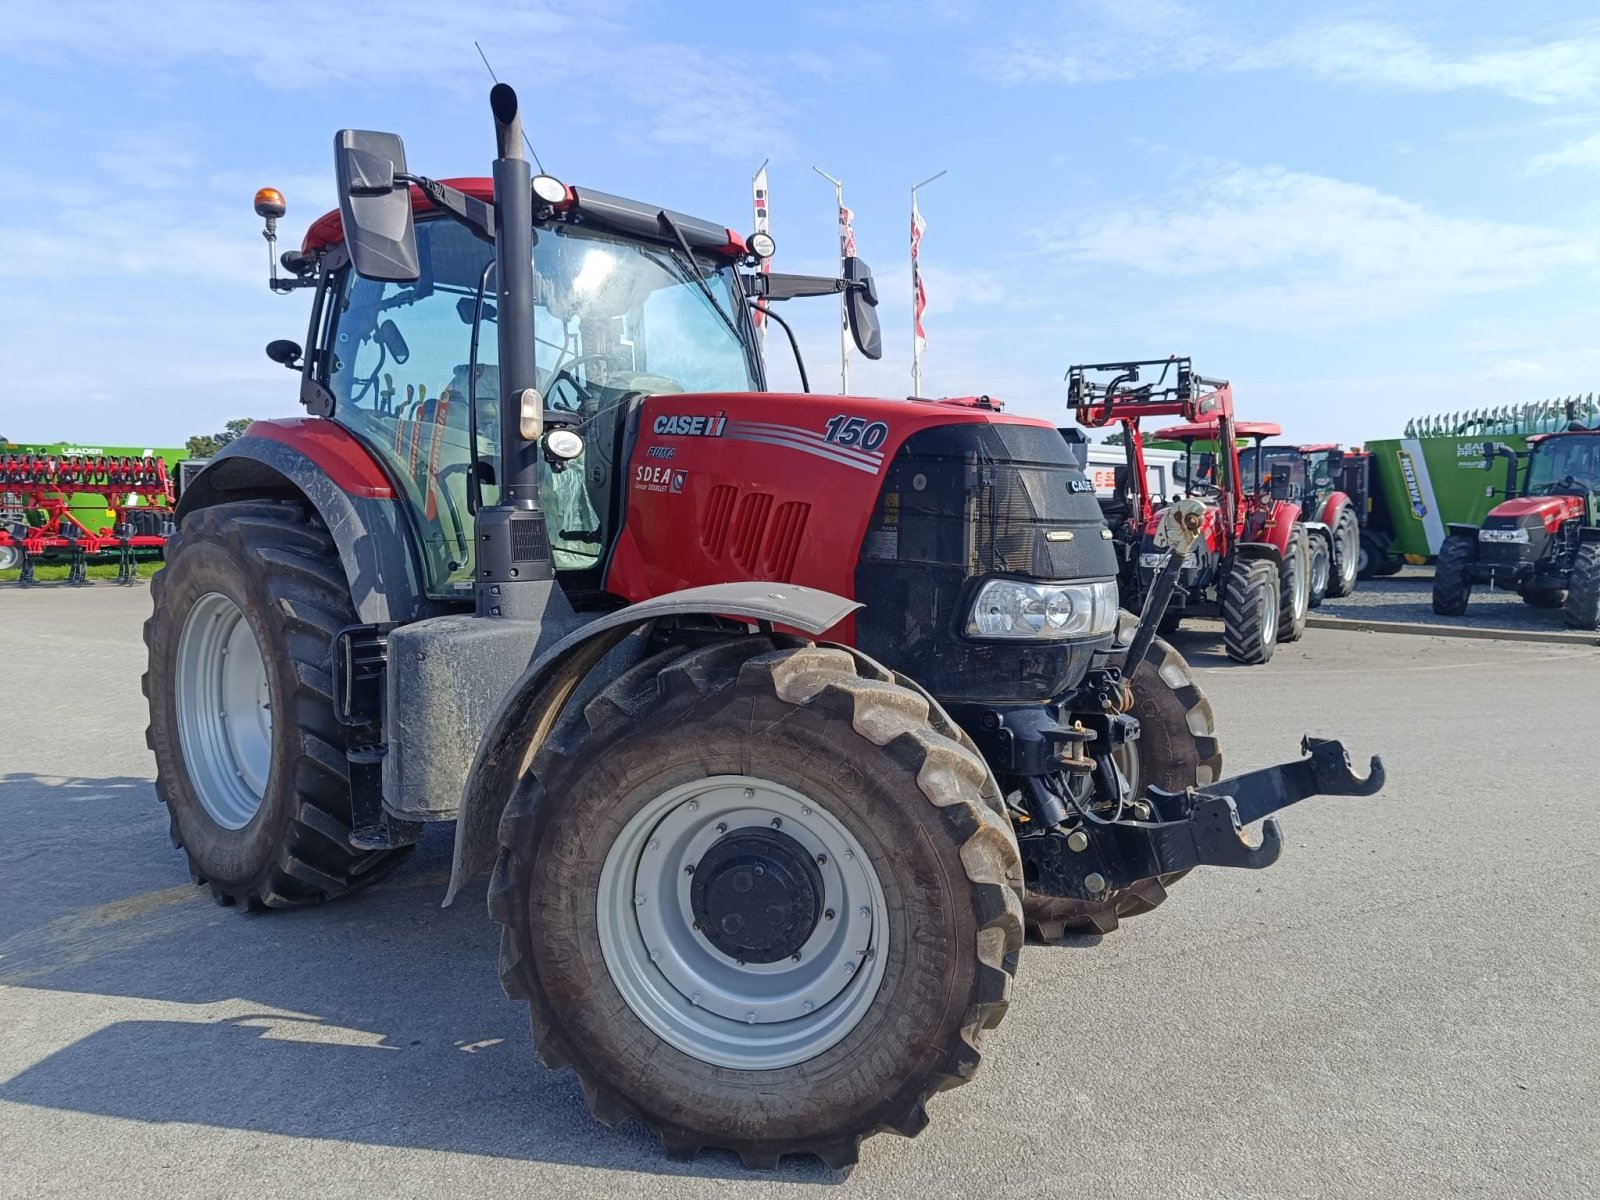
[1488,495,1584,533]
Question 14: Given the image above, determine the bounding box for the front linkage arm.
[1030,738,1386,902]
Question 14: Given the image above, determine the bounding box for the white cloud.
[1528,130,1600,172]
[982,6,1600,105]
[1046,164,1594,331]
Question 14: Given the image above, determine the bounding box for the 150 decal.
[823,415,889,452]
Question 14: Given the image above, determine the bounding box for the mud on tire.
[489,637,1024,1170]
[143,500,411,909]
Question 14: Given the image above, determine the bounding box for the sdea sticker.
[635,464,689,495]
[653,412,727,437]
[1396,450,1428,520]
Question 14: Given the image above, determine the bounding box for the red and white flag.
[752,163,771,338]
[911,196,928,355]
[839,204,857,259]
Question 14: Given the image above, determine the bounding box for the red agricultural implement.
[0,452,175,584]
[1068,359,1311,664]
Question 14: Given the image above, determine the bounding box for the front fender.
[444,582,861,905]
[1317,491,1353,529]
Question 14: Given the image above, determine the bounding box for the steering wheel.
[542,354,617,415]
[1186,479,1221,498]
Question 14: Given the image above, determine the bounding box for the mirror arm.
[399,174,497,242]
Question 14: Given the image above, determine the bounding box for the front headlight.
[966,579,1120,639]
[1478,527,1530,544]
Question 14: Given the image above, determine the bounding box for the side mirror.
[334,129,420,283]
[265,339,303,369]
[843,256,882,361]
[375,319,410,364]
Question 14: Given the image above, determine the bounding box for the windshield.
[1526,435,1600,493]
[326,218,758,597]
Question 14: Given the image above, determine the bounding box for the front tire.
[1431,536,1475,616]
[143,500,411,908]
[1222,558,1280,664]
[1277,525,1310,643]
[1307,531,1331,608]
[1022,626,1223,941]
[490,637,1023,1169]
[1564,543,1600,629]
[1325,506,1360,597]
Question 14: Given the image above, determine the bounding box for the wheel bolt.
[844,961,856,975]
[687,800,699,812]
[647,839,658,851]
[791,952,801,962]
[683,864,694,876]
[801,806,811,817]
[802,1001,814,1014]
[744,788,755,798]
[770,817,782,828]
[746,1012,757,1024]
[691,992,702,1006]
[634,893,646,905]
[715,822,727,834]
[859,906,870,919]
[816,854,828,866]
[824,909,835,921]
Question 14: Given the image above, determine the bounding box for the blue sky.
[1,0,1597,446]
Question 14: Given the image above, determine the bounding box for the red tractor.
[143,91,1382,1168]
[1432,427,1600,627]
[1236,441,1364,604]
[1069,360,1312,664]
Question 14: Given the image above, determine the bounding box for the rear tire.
[1222,558,1279,664]
[1431,536,1475,616]
[1358,529,1392,579]
[1564,543,1600,629]
[0,542,19,572]
[1325,506,1360,597]
[1023,629,1222,941]
[1277,525,1309,643]
[143,500,411,909]
[490,637,1023,1169]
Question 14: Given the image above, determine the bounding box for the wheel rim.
[0,543,18,572]
[1311,547,1329,596]
[1293,553,1308,620]
[175,592,273,830]
[1262,582,1279,646]
[598,775,890,1070]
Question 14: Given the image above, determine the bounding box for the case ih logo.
[653,412,726,437]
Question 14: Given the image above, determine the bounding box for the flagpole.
[813,165,848,393]
[751,159,770,351]
[910,169,946,397]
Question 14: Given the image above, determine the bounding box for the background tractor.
[1237,442,1364,604]
[1432,427,1600,628]
[1069,361,1312,664]
[143,89,1382,1169]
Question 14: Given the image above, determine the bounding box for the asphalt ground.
[1,583,1596,1199]
[1317,564,1576,634]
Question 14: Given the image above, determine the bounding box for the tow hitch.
[1025,737,1385,902]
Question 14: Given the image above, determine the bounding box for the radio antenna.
[474,41,546,172]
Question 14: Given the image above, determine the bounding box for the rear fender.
[1580,526,1600,544]
[175,423,431,624]
[1317,491,1353,529]
[445,583,861,905]
[1234,541,1283,564]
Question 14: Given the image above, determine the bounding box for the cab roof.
[1154,419,1282,441]
[302,177,748,259]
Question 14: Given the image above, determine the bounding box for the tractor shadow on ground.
[1157,623,1254,669]
[0,772,847,1184]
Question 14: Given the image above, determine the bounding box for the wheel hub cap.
[691,828,824,963]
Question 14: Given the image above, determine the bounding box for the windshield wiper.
[656,210,744,347]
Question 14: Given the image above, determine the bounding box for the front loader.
[1069,360,1312,664]
[144,89,1384,1169]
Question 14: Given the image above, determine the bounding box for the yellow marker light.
[253,187,287,219]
